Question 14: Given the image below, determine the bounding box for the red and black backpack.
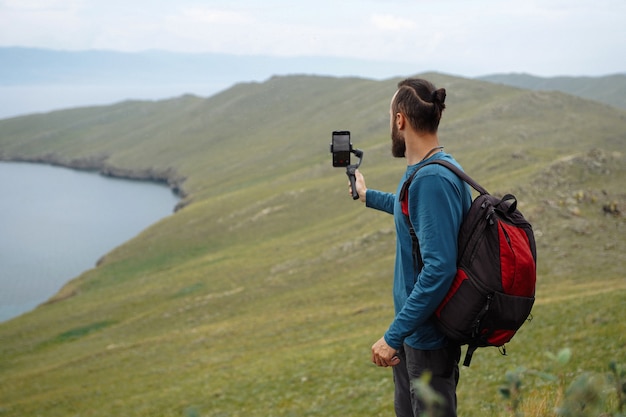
[399,160,537,366]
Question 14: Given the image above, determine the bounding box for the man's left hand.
[371,337,400,367]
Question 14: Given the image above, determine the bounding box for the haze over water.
[0,162,180,322]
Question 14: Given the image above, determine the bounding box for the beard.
[391,123,406,158]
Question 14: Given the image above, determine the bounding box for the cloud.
[0,0,88,49]
[176,7,252,25]
[1,0,84,12]
[370,14,416,31]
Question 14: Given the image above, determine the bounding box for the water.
[0,162,180,322]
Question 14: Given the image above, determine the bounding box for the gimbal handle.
[346,149,363,200]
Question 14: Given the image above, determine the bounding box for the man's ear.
[396,112,406,130]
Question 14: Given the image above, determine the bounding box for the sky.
[1,0,625,78]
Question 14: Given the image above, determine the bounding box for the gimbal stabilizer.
[330,130,364,200]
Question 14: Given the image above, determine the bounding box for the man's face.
[389,91,406,158]
[391,120,406,158]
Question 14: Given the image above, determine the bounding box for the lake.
[0,162,180,322]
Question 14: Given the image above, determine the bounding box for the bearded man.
[351,78,472,417]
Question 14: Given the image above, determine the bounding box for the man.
[351,78,472,417]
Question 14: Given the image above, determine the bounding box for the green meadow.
[0,73,624,416]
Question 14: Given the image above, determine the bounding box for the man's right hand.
[350,169,367,203]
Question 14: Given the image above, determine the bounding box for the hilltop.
[478,72,626,109]
[0,73,625,416]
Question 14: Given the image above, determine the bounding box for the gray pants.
[393,344,461,417]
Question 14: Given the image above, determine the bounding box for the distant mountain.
[0,47,420,119]
[0,47,419,86]
[478,72,626,109]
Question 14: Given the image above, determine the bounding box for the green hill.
[0,73,625,416]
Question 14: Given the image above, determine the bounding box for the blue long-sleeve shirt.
[366,152,471,350]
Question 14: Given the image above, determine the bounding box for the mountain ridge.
[478,72,626,109]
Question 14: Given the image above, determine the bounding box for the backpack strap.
[400,159,487,211]
[464,345,479,367]
[418,160,489,195]
[398,166,424,271]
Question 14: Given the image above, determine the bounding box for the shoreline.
[0,154,190,211]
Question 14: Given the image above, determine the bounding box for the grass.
[0,73,625,416]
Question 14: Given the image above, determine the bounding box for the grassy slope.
[0,73,625,416]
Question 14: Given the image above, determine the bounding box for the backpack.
[399,159,537,366]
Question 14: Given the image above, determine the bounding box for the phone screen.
[332,131,351,167]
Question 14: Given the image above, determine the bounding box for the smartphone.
[331,131,351,167]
